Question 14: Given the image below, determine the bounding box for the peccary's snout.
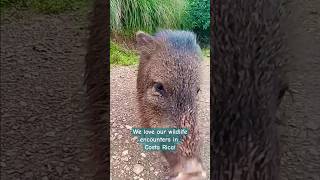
[167,113,206,180]
[170,158,206,180]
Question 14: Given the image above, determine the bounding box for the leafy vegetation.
[183,0,210,47]
[110,41,139,66]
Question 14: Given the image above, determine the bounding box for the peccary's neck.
[212,0,284,179]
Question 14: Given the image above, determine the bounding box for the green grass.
[110,41,139,66]
[0,0,88,14]
[202,48,210,59]
[111,0,187,37]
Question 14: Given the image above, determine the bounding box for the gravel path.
[1,9,95,179]
[110,60,210,180]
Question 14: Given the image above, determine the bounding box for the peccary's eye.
[197,88,201,94]
[154,82,165,95]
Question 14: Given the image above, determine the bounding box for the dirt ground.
[0,9,95,179]
[110,61,210,180]
[1,0,320,180]
[279,0,320,179]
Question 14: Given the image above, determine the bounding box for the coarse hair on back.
[154,30,202,56]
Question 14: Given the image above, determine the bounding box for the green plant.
[110,41,138,66]
[111,0,187,37]
[183,0,210,47]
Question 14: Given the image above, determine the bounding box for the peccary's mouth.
[169,158,206,180]
[169,171,206,180]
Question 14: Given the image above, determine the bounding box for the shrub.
[183,0,210,47]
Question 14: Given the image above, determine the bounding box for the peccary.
[136,30,206,180]
[212,0,287,179]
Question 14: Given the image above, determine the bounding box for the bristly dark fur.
[211,0,287,179]
[84,0,109,179]
[154,30,202,56]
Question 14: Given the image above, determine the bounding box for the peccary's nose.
[170,158,206,180]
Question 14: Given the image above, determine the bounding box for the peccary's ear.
[136,31,157,55]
